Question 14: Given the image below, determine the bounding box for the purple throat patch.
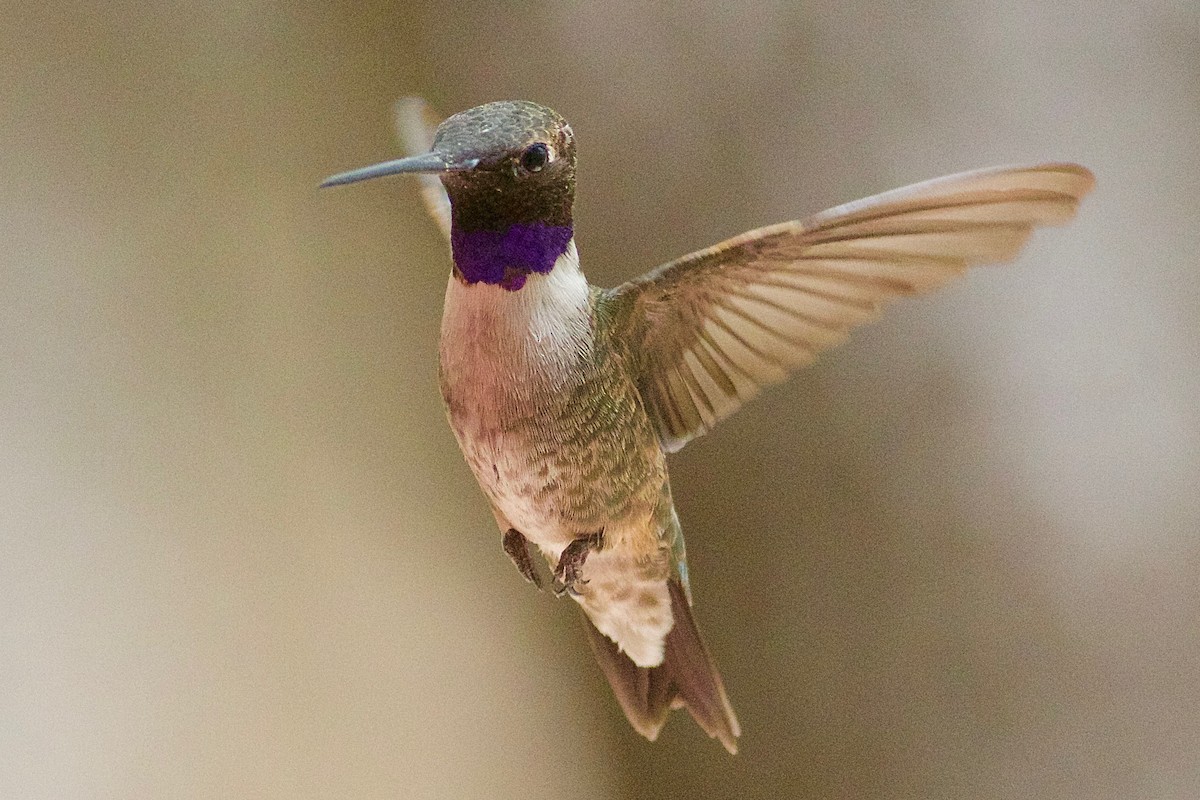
[451,223,573,291]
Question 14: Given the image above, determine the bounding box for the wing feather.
[606,163,1094,450]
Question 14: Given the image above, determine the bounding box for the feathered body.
[439,246,678,666]
[321,98,1094,754]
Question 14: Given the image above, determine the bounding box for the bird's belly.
[448,399,663,552]
[459,428,572,542]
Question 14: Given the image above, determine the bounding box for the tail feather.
[580,579,740,753]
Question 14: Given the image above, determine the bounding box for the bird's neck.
[440,239,592,384]
[450,220,575,292]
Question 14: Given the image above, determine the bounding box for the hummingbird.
[322,98,1093,753]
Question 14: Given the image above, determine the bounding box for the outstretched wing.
[393,97,451,239]
[605,163,1095,452]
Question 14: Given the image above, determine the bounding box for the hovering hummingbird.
[322,98,1093,753]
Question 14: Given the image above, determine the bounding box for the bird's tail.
[579,578,740,753]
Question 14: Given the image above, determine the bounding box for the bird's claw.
[552,529,605,597]
[502,528,542,590]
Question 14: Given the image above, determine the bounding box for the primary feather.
[605,164,1095,450]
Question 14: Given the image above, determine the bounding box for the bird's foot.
[502,528,542,590]
[552,529,605,598]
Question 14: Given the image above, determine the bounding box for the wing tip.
[1028,161,1097,205]
[1031,160,1095,181]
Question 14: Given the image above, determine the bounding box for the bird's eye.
[520,142,551,173]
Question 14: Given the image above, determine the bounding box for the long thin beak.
[319,151,477,188]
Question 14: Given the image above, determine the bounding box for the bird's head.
[323,101,578,290]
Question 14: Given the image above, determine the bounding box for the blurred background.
[3,1,1198,797]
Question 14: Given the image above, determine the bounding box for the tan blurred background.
[3,2,1198,798]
